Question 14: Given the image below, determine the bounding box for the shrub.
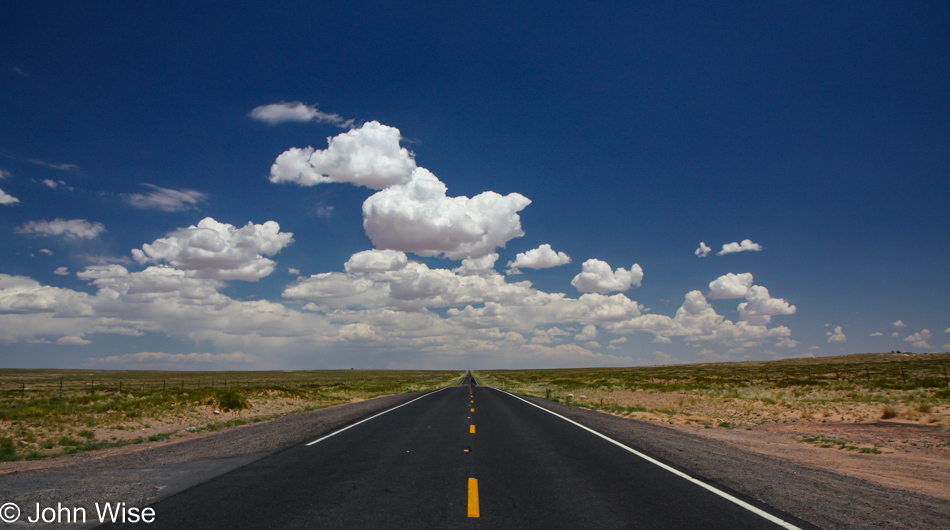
[0,437,16,461]
[216,391,250,412]
[881,405,899,419]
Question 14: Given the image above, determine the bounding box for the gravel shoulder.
[521,394,950,530]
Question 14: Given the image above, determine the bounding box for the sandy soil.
[563,388,950,503]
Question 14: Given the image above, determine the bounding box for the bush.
[216,391,250,412]
[881,405,899,419]
[0,437,16,461]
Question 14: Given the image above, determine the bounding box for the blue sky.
[1,2,947,369]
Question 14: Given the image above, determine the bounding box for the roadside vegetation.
[0,369,463,462]
[476,352,950,434]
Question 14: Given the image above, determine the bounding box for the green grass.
[0,369,463,461]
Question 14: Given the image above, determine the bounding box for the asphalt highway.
[98,374,811,529]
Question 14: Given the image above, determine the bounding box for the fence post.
[901,366,906,384]
[866,366,870,382]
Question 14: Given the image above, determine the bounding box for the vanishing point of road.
[99,374,813,529]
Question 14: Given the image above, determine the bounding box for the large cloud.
[571,259,643,293]
[17,219,105,239]
[507,244,571,274]
[269,121,416,189]
[362,168,531,260]
[606,289,792,347]
[131,217,294,281]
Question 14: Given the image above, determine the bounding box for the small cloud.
[695,242,711,258]
[0,168,10,179]
[12,66,29,78]
[652,335,672,344]
[609,337,627,345]
[17,218,105,239]
[58,336,91,346]
[891,332,899,337]
[38,249,53,255]
[53,266,69,275]
[893,320,906,328]
[249,102,354,128]
[652,351,687,365]
[584,341,602,349]
[0,188,19,205]
[776,338,799,348]
[26,158,79,172]
[571,259,643,293]
[717,239,763,256]
[126,184,207,211]
[41,179,68,189]
[288,268,300,275]
[827,325,847,343]
[506,244,571,274]
[314,205,335,219]
[870,332,884,337]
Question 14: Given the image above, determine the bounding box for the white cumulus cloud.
[571,259,643,293]
[344,249,409,273]
[904,329,932,349]
[827,325,846,343]
[507,244,571,274]
[870,332,883,337]
[53,267,69,276]
[738,285,796,325]
[249,102,354,128]
[131,217,294,281]
[17,219,105,239]
[269,121,416,189]
[363,168,531,260]
[695,242,711,258]
[717,239,763,256]
[708,272,754,299]
[126,184,208,211]
[893,320,906,327]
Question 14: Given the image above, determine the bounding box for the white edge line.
[494,387,802,530]
[305,387,449,447]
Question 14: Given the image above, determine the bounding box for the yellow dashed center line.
[470,424,476,434]
[467,478,480,518]
[471,408,475,412]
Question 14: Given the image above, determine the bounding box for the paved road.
[99,374,811,529]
